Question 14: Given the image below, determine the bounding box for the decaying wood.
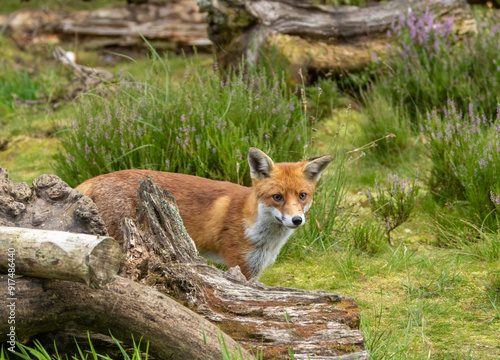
[199,0,477,75]
[53,45,115,96]
[0,167,108,236]
[0,275,249,360]
[0,227,120,289]
[119,177,367,359]
[0,0,210,49]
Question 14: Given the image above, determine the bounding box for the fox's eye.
[272,194,283,202]
[299,193,307,200]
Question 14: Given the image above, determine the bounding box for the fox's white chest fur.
[244,203,295,278]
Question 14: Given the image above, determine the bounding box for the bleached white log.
[0,227,121,289]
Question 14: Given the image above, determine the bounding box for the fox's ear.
[248,148,275,179]
[303,155,333,181]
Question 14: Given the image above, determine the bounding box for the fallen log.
[0,0,211,49]
[0,169,247,359]
[0,227,120,289]
[198,0,477,76]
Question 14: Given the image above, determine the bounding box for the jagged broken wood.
[0,227,120,289]
[199,0,477,77]
[118,176,367,359]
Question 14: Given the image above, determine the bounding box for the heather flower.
[422,101,500,230]
[491,191,500,206]
[390,9,455,61]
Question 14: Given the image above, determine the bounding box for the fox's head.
[247,148,333,229]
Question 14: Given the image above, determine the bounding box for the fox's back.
[76,169,252,254]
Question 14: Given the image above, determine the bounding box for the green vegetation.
[368,8,500,123]
[1,3,500,360]
[362,173,421,244]
[54,51,306,188]
[1,331,255,360]
[263,246,499,359]
[1,333,148,360]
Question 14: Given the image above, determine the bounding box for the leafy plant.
[363,173,421,244]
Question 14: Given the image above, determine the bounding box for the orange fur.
[75,148,332,279]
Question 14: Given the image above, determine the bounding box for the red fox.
[76,148,332,279]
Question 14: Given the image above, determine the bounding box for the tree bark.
[0,166,108,237]
[0,169,247,359]
[198,0,477,76]
[0,227,120,289]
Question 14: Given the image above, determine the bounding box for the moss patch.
[0,136,59,184]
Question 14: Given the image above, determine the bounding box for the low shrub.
[362,173,421,244]
[421,100,500,231]
[371,7,500,124]
[55,55,309,188]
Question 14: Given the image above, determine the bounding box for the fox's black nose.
[292,217,303,226]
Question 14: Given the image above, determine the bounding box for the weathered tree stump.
[198,0,477,77]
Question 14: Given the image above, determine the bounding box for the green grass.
[1,332,149,360]
[0,136,59,184]
[262,245,500,359]
[1,331,256,360]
